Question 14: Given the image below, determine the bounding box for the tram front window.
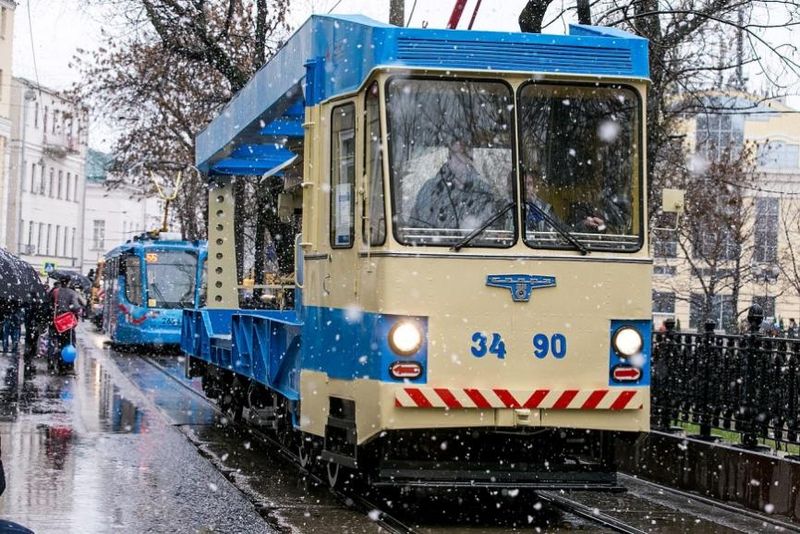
[144,250,198,308]
[387,78,516,247]
[519,83,641,252]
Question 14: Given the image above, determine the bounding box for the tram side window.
[330,103,356,248]
[124,255,143,306]
[364,82,386,246]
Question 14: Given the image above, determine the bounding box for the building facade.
[0,0,16,249]
[81,149,164,274]
[5,77,88,272]
[653,93,800,331]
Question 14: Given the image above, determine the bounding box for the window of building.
[48,168,54,197]
[690,293,735,331]
[654,265,677,276]
[43,106,48,133]
[93,220,105,250]
[70,228,76,258]
[55,226,61,257]
[695,112,744,162]
[46,224,52,255]
[57,170,63,199]
[754,197,779,263]
[29,164,36,192]
[330,103,356,248]
[653,232,678,258]
[758,142,800,169]
[52,110,57,134]
[63,227,69,258]
[693,229,739,261]
[34,102,39,128]
[37,223,44,255]
[1,8,7,39]
[752,295,776,320]
[27,222,34,249]
[66,173,71,201]
[39,166,46,195]
[73,175,79,201]
[653,291,676,314]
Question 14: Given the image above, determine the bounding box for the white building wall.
[6,77,88,273]
[81,181,163,273]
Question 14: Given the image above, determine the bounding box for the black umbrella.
[48,270,91,291]
[0,248,47,321]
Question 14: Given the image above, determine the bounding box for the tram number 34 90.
[470,332,567,360]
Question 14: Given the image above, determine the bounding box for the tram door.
[327,101,359,303]
[358,82,386,308]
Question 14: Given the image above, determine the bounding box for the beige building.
[0,1,15,249]
[653,92,800,331]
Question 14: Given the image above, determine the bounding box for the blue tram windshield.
[387,78,516,248]
[519,83,641,251]
[144,250,198,309]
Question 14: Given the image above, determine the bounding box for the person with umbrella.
[0,248,47,364]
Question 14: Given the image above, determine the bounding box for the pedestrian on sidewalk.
[2,308,23,353]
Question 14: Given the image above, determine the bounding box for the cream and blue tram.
[182,15,651,489]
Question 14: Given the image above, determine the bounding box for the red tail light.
[612,366,641,382]
[389,361,422,380]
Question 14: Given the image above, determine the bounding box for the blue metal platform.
[196,14,649,176]
[182,309,302,400]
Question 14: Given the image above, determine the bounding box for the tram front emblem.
[486,274,557,302]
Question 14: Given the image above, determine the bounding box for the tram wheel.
[326,461,341,488]
[298,441,312,469]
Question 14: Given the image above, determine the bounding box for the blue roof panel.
[197,15,649,175]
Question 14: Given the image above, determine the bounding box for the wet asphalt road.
[0,325,796,533]
[0,329,271,533]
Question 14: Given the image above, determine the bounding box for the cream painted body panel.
[297,74,651,445]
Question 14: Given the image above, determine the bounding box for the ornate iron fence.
[652,305,800,451]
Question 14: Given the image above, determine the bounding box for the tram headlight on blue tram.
[612,326,643,358]
[388,320,423,356]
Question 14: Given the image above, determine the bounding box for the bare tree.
[75,0,290,282]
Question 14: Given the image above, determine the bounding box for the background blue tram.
[103,232,207,346]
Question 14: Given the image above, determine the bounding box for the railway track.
[138,354,417,534]
[136,353,798,534]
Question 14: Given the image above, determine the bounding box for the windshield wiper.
[451,202,515,252]
[525,201,589,256]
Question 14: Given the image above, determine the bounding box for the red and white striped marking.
[395,388,643,410]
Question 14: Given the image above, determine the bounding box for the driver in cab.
[410,138,501,229]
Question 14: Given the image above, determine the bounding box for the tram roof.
[196,14,649,177]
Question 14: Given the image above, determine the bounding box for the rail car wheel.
[298,440,313,469]
[326,461,341,488]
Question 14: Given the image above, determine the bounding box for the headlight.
[612,326,643,357]
[388,321,423,356]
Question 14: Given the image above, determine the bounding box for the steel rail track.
[138,354,417,534]
[536,490,647,534]
[618,472,800,533]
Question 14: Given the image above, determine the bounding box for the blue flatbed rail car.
[182,309,302,400]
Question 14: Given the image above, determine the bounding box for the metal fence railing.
[652,304,800,452]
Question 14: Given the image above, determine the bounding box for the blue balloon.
[61,344,77,363]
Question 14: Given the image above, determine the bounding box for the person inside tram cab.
[410,137,501,229]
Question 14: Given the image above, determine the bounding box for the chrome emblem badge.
[486,274,556,302]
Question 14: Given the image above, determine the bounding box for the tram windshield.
[385,78,642,252]
[144,249,198,308]
[387,78,516,247]
[518,83,640,251]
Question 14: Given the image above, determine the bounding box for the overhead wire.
[25,0,42,96]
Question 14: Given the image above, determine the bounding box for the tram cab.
[187,15,652,488]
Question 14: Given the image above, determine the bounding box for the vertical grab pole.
[207,178,239,308]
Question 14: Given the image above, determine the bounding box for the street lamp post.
[752,263,780,321]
